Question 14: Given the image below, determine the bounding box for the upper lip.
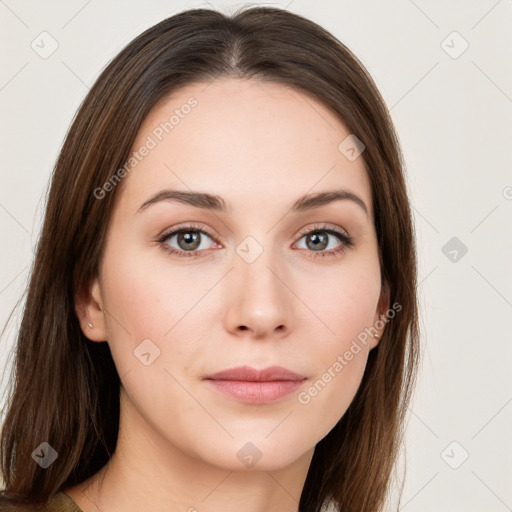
[204,365,306,382]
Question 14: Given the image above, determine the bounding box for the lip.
[204,365,306,382]
[203,365,307,404]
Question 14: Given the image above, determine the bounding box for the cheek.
[295,349,368,444]
[294,256,381,348]
[290,261,380,432]
[97,250,216,444]
[99,244,220,370]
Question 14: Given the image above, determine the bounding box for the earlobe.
[75,278,107,342]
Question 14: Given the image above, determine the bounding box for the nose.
[223,249,293,340]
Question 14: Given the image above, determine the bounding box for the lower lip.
[204,379,306,404]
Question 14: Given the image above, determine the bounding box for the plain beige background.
[1,1,511,510]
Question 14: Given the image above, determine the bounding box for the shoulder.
[0,492,83,512]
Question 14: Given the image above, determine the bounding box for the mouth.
[203,365,307,404]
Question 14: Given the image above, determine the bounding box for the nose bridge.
[225,235,292,336]
[237,235,285,302]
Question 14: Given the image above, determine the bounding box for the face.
[81,77,389,472]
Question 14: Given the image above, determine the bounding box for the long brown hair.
[0,6,419,511]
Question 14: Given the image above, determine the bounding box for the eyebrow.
[136,188,369,216]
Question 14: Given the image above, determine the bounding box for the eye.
[294,224,354,258]
[156,223,354,259]
[157,223,219,258]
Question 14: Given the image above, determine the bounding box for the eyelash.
[156,223,354,259]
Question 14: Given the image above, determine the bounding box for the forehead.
[117,78,372,218]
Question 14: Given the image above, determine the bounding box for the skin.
[66,77,389,512]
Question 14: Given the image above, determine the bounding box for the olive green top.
[0,492,83,512]
[0,492,341,511]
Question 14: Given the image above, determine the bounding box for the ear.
[75,278,108,342]
[370,281,391,349]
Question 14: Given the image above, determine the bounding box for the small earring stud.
[86,321,94,328]
[373,333,379,339]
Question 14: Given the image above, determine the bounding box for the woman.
[0,5,419,512]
